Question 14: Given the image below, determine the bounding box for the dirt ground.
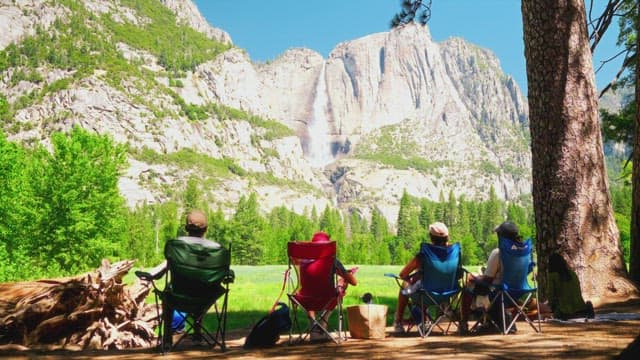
[3,300,640,360]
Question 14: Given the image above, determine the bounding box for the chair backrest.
[419,242,462,293]
[287,241,337,310]
[165,236,231,298]
[498,237,535,292]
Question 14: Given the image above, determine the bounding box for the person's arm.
[342,268,358,286]
[482,249,500,284]
[335,260,357,286]
[399,256,419,280]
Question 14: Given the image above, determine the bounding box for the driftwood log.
[0,259,159,351]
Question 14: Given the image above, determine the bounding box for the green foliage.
[0,127,129,280]
[0,128,538,279]
[396,190,423,252]
[106,0,231,73]
[600,101,635,147]
[124,204,164,267]
[390,0,431,27]
[354,123,451,172]
[608,159,632,264]
[29,127,129,274]
[208,102,294,140]
[230,193,266,265]
[478,160,501,175]
[182,176,202,211]
[612,0,637,90]
[615,212,631,262]
[0,95,9,120]
[319,206,347,245]
[131,147,244,179]
[0,132,35,279]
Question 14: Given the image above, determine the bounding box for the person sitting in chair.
[307,231,357,340]
[459,221,524,334]
[158,210,222,338]
[392,222,453,333]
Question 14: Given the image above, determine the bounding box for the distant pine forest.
[0,128,631,282]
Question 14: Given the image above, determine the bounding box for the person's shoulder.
[177,236,221,249]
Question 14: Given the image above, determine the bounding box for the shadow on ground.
[3,300,640,360]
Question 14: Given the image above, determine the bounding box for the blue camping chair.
[387,242,463,337]
[494,237,542,334]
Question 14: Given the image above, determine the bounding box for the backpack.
[243,302,292,349]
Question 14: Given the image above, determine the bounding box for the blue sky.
[194,0,623,94]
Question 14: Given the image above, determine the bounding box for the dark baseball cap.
[494,221,519,239]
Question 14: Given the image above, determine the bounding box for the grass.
[130,264,482,333]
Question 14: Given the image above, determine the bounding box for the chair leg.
[535,292,542,333]
[160,305,174,353]
[417,299,426,337]
[288,297,307,344]
[337,299,345,342]
[510,293,542,334]
[288,297,343,344]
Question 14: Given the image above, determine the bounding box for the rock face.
[0,0,531,225]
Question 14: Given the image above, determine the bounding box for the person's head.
[185,209,208,237]
[494,221,520,241]
[311,231,331,243]
[428,222,449,246]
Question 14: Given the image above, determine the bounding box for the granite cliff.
[0,0,531,225]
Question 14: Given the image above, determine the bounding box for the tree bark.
[630,0,640,286]
[522,0,638,305]
[0,259,157,350]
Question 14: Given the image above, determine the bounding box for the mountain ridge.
[0,0,532,225]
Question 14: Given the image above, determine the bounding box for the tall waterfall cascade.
[306,63,334,168]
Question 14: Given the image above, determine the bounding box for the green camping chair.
[136,237,234,352]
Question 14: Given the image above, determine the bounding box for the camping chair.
[387,242,463,337]
[286,240,346,344]
[135,237,234,352]
[464,269,504,334]
[494,237,541,334]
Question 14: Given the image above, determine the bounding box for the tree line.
[0,126,631,282]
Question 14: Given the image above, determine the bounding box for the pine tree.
[482,186,503,254]
[396,189,422,258]
[418,199,434,231]
[231,193,265,265]
[446,189,458,226]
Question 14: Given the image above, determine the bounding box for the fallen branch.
[0,259,158,351]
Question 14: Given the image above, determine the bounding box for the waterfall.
[306,63,334,168]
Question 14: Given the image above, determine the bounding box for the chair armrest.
[135,260,167,281]
[223,269,235,284]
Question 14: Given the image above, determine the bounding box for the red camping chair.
[287,240,346,344]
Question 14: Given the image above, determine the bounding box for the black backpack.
[243,302,292,349]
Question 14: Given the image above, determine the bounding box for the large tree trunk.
[522,0,638,305]
[631,0,640,286]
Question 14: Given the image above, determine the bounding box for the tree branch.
[599,49,635,98]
